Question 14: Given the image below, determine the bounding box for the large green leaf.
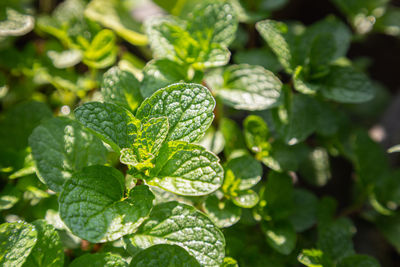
[208,64,282,111]
[59,166,155,243]
[288,189,318,232]
[85,0,147,46]
[29,117,107,192]
[319,66,375,103]
[136,83,215,143]
[69,252,127,267]
[23,220,64,267]
[0,222,37,267]
[126,201,225,267]
[148,141,223,196]
[74,102,139,152]
[129,244,200,267]
[101,66,143,112]
[0,8,34,37]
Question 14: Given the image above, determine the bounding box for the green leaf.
[299,147,331,186]
[317,218,355,262]
[376,7,400,37]
[74,102,139,152]
[188,1,238,47]
[338,254,380,267]
[59,166,155,243]
[197,126,225,155]
[232,189,259,208]
[47,49,82,68]
[83,29,117,69]
[140,59,187,98]
[0,185,21,210]
[219,118,247,158]
[256,20,295,73]
[221,257,239,267]
[225,155,262,190]
[298,249,333,267]
[0,222,37,267]
[260,141,304,172]
[288,189,318,232]
[29,117,107,192]
[0,8,34,37]
[208,64,282,111]
[203,195,241,228]
[261,220,297,255]
[148,141,223,196]
[126,201,225,267]
[260,171,293,221]
[23,220,64,267]
[375,213,400,251]
[243,115,269,153]
[69,252,127,267]
[85,0,148,46]
[129,244,200,267]
[270,93,318,145]
[101,66,143,112]
[234,48,282,73]
[136,83,215,143]
[319,66,375,103]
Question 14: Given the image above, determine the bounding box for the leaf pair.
[76,83,224,196]
[256,17,375,103]
[140,1,238,97]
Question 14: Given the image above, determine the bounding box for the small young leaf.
[23,220,64,267]
[261,220,297,255]
[0,222,37,267]
[59,166,155,243]
[256,20,295,73]
[101,66,143,112]
[83,29,118,69]
[221,257,239,267]
[148,141,223,196]
[298,249,333,267]
[74,102,139,152]
[225,155,262,190]
[129,244,200,267]
[208,64,282,111]
[126,201,225,267]
[243,115,269,153]
[29,117,107,192]
[203,195,241,228]
[136,83,215,143]
[69,252,127,267]
[232,189,259,208]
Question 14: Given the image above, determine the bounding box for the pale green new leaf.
[83,29,118,69]
[319,66,375,103]
[69,252,127,267]
[29,117,107,192]
[203,195,241,228]
[47,49,82,68]
[148,141,223,196]
[140,59,187,98]
[136,83,215,143]
[59,166,155,243]
[188,1,238,47]
[0,185,21,210]
[0,8,34,37]
[23,220,64,267]
[129,244,200,267]
[232,189,259,208]
[298,249,333,267]
[226,155,262,190]
[85,0,148,46]
[0,222,37,267]
[74,102,139,152]
[208,64,282,111]
[101,66,143,111]
[256,20,294,73]
[243,115,269,153]
[221,257,239,267]
[126,201,225,267]
[261,220,297,255]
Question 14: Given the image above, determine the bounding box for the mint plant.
[1,0,400,266]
